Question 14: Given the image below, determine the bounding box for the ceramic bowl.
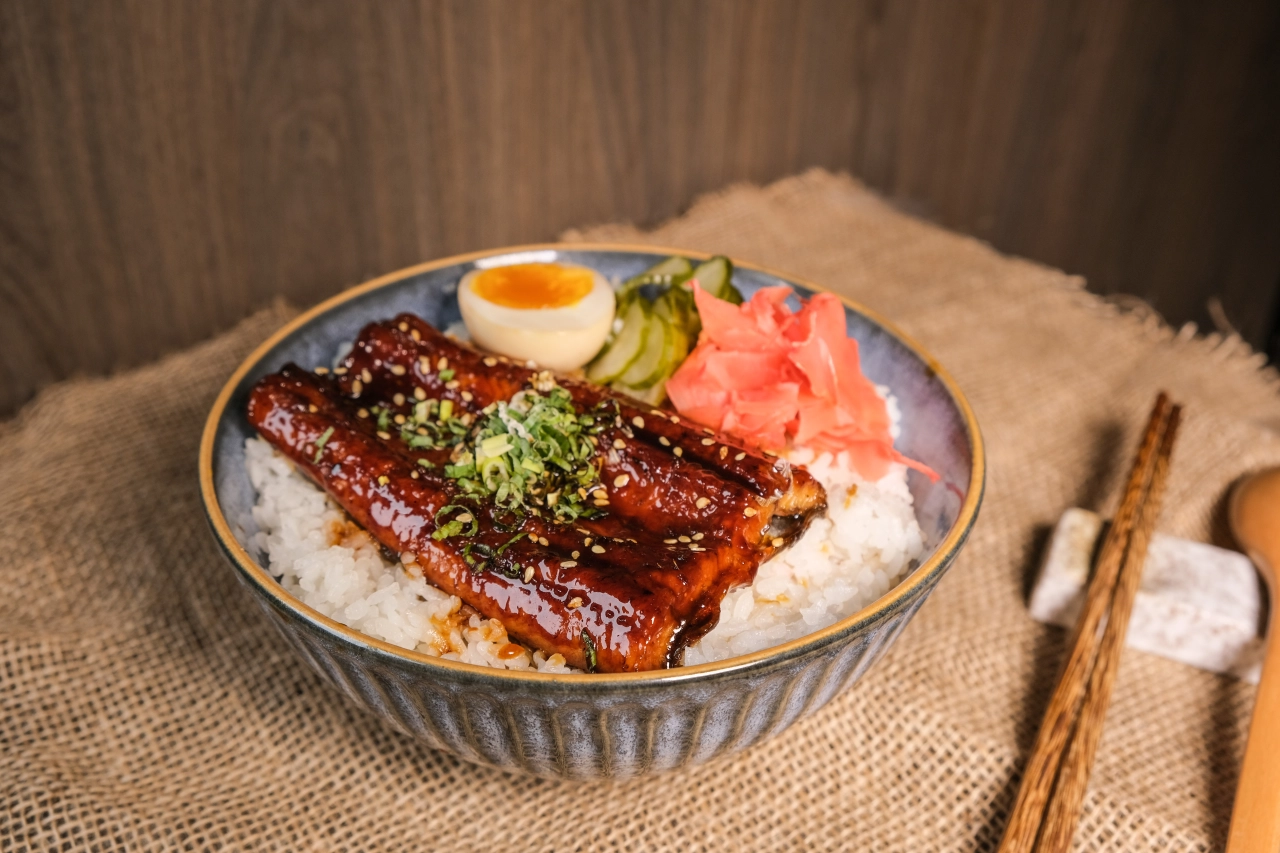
[199,244,984,779]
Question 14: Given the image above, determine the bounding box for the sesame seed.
[400,551,416,563]
[735,452,746,461]
[456,512,474,524]
[771,537,785,547]
[576,527,590,534]
[703,428,715,435]
[307,404,318,413]
[695,497,710,509]
[377,475,389,485]
[351,379,364,396]
[334,367,348,376]
[393,414,406,425]
[650,409,665,418]
[632,416,644,428]
[416,426,428,435]
[613,474,630,488]
[461,391,474,402]
[591,545,605,554]
[763,450,778,458]
[483,357,498,367]
[572,550,580,559]
[670,415,680,423]
[398,322,409,332]
[593,499,609,507]
[673,447,683,457]
[419,355,431,369]
[410,328,421,341]
[664,539,677,545]
[613,438,626,449]
[414,387,426,401]
[357,408,369,418]
[701,438,715,446]
[389,364,406,376]
[361,368,373,384]
[678,535,691,543]
[658,436,670,446]
[376,430,391,440]
[568,597,583,608]
[410,471,419,479]
[560,560,577,568]
[693,532,704,541]
[314,366,330,375]
[744,507,757,517]
[393,393,405,406]
[437,357,449,371]
[592,488,608,500]
[583,537,592,546]
[445,380,460,390]
[720,446,728,459]
[523,565,535,582]
[538,536,549,547]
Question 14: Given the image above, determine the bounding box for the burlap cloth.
[4,170,1280,852]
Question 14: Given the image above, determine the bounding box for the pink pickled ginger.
[666,284,938,482]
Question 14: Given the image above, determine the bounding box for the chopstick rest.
[1030,509,1263,682]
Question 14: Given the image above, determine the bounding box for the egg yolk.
[470,263,594,310]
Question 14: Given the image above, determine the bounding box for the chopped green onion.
[439,368,455,381]
[582,630,598,673]
[496,532,525,555]
[313,427,335,463]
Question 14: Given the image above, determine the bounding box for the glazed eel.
[247,316,826,672]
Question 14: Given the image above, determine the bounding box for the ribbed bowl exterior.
[235,562,935,779]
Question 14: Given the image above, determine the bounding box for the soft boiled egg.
[457,262,615,371]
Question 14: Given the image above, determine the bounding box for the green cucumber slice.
[617,256,694,303]
[618,312,672,389]
[637,256,693,283]
[655,285,698,337]
[585,299,649,384]
[690,256,742,304]
[617,380,668,406]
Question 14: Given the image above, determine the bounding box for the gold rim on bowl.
[199,242,986,685]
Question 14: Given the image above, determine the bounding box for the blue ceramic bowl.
[199,244,984,779]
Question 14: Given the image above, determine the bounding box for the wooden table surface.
[2,0,1278,416]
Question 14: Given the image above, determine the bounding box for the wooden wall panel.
[2,0,1278,414]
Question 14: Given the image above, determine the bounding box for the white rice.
[244,397,924,671]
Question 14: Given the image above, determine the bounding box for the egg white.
[457,264,615,371]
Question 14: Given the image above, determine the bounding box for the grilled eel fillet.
[247,320,826,672]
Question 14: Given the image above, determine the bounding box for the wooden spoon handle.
[1227,470,1280,853]
[1226,595,1280,852]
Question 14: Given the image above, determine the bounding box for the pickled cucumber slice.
[585,298,649,384]
[634,256,693,284]
[690,256,742,304]
[618,312,673,389]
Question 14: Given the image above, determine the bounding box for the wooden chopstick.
[997,393,1174,853]
[1036,405,1182,852]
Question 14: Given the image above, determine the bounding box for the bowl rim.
[199,242,985,686]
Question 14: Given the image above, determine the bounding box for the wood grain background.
[2,0,1278,415]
